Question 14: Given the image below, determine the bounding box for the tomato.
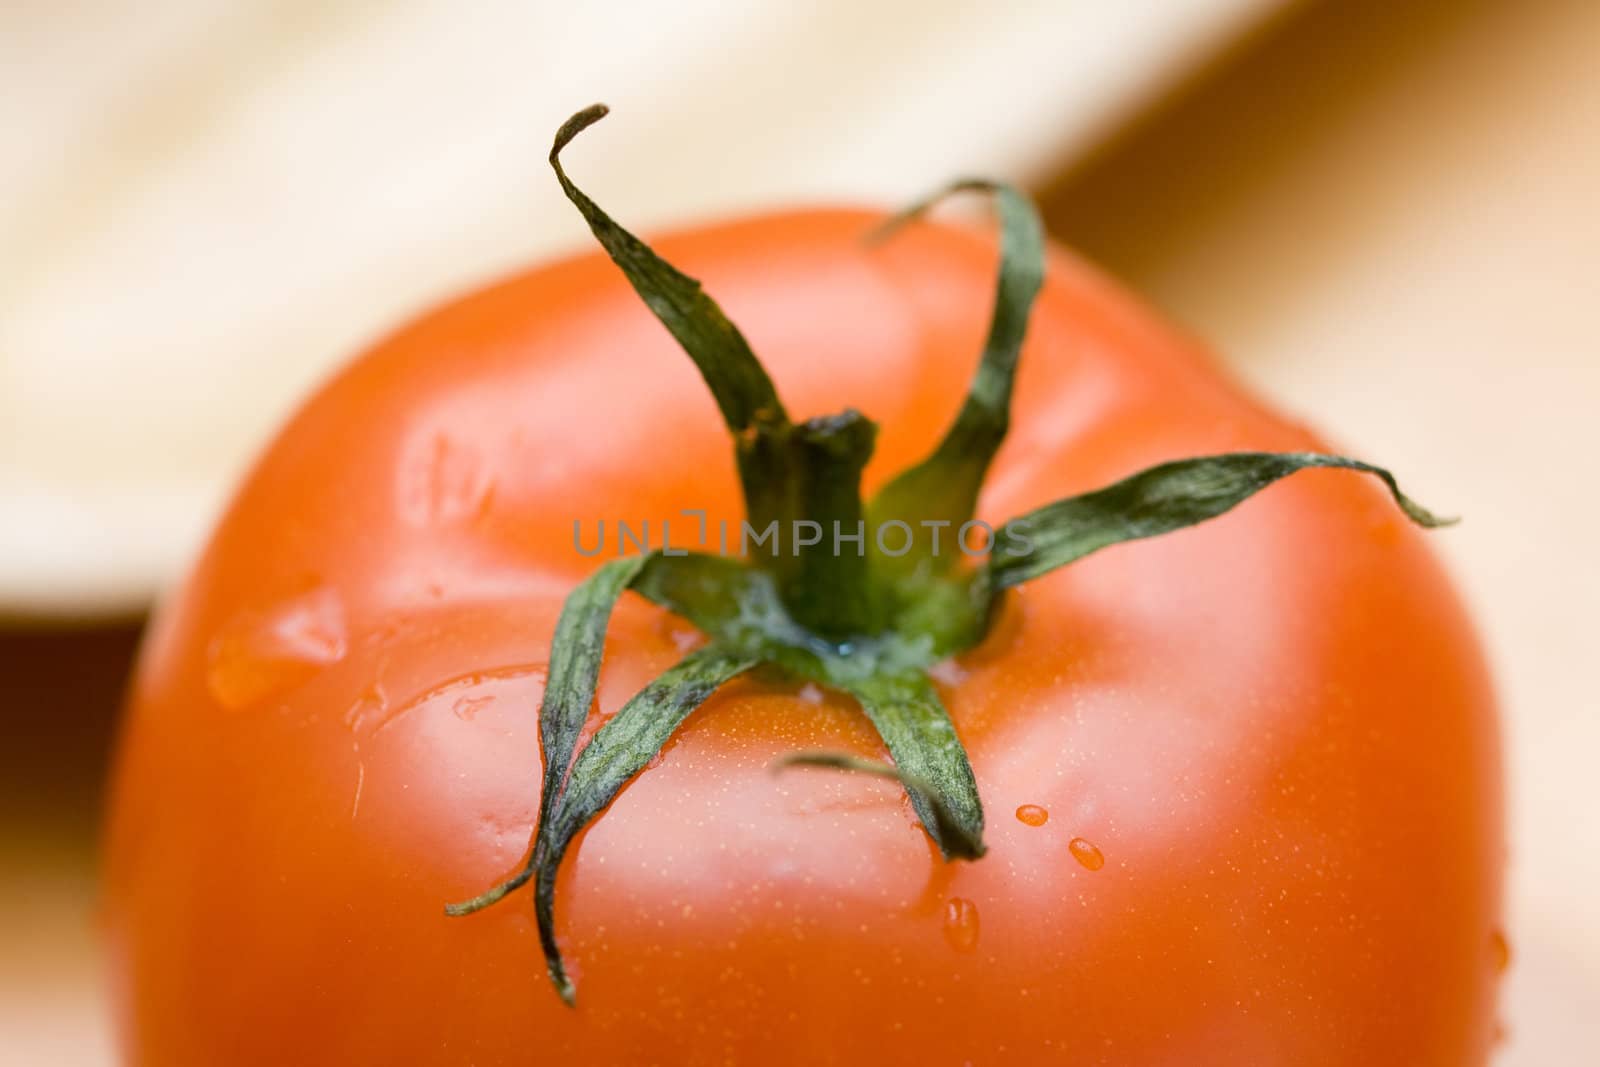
[103,114,1502,1065]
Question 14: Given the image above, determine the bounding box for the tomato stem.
[552,104,891,639]
[446,105,1454,1007]
[766,410,879,637]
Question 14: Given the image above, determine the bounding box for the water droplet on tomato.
[942,897,980,953]
[796,683,824,706]
[206,587,347,710]
[1068,837,1105,871]
[1490,928,1511,975]
[1015,804,1049,827]
[397,432,492,526]
[928,659,970,686]
[452,694,495,721]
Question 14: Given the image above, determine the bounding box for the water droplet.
[1068,837,1105,871]
[942,897,980,953]
[452,694,495,721]
[206,587,347,710]
[1490,928,1511,975]
[797,683,824,706]
[928,658,970,686]
[1015,804,1049,827]
[397,432,492,526]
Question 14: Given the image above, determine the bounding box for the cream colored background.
[0,0,1270,616]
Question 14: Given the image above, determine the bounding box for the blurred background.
[2,0,1596,1061]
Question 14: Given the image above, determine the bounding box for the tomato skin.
[104,209,1502,1065]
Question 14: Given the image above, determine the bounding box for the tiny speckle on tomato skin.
[1015,804,1049,827]
[942,898,980,953]
[1068,837,1105,871]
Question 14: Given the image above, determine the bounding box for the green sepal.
[773,750,985,860]
[445,553,654,916]
[840,671,985,860]
[868,180,1045,573]
[550,104,797,578]
[550,104,786,436]
[628,552,924,679]
[533,644,757,1003]
[988,451,1453,590]
[633,554,986,861]
[551,104,882,636]
[630,552,809,656]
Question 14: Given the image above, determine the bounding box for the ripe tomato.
[104,123,1501,1064]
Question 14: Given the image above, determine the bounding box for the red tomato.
[103,196,1502,1063]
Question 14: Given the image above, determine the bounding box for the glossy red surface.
[104,209,1501,1064]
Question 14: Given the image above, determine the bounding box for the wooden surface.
[4,0,1597,1061]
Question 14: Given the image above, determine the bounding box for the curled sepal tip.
[988,450,1454,590]
[549,103,787,436]
[443,872,526,918]
[867,179,1045,573]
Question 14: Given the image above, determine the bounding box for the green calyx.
[447,104,1453,1003]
